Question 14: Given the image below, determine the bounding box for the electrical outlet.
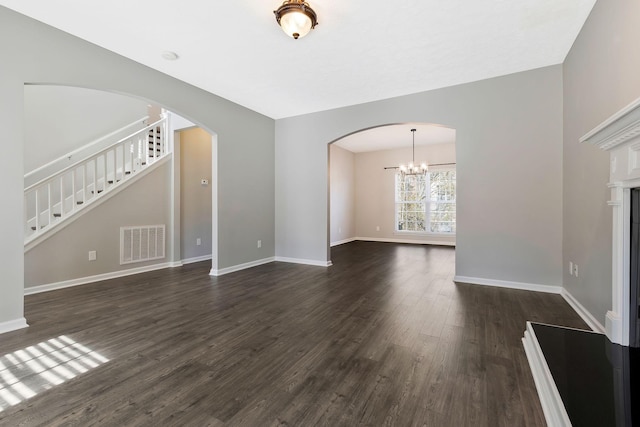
[257,240,262,248]
[338,226,342,234]
[573,264,579,277]
[569,261,573,276]
[196,238,201,246]
[376,226,380,231]
[88,250,97,261]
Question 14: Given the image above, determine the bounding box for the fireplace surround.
[581,96,640,348]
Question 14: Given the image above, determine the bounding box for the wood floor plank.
[0,241,589,426]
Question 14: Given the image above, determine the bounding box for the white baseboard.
[330,237,357,247]
[182,254,212,265]
[522,322,571,427]
[356,236,455,247]
[561,289,606,333]
[25,261,178,295]
[453,275,562,294]
[210,257,275,276]
[275,256,333,267]
[0,317,29,334]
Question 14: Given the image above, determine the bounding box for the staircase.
[24,114,171,245]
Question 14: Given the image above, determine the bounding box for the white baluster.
[35,190,40,232]
[145,132,150,166]
[155,127,159,160]
[59,176,64,218]
[82,164,87,205]
[47,183,52,227]
[163,115,169,154]
[71,169,76,211]
[93,159,98,198]
[130,140,135,173]
[103,154,107,191]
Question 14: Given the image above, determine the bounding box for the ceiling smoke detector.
[161,51,179,61]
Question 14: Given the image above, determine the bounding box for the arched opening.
[327,122,457,261]
[22,84,220,292]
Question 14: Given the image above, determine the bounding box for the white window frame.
[394,167,456,236]
[394,173,428,233]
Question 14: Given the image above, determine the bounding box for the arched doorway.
[328,122,457,261]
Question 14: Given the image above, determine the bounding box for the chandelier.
[399,129,428,175]
[274,0,318,39]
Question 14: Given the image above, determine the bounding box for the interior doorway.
[176,127,214,265]
[328,122,457,260]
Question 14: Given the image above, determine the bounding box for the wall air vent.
[120,225,165,265]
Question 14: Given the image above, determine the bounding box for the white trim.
[24,261,178,295]
[182,254,212,264]
[0,317,28,334]
[606,310,623,346]
[211,133,219,274]
[560,289,606,333]
[453,275,562,294]
[580,96,640,149]
[330,237,357,247]
[24,155,172,252]
[356,237,455,247]
[522,322,571,427]
[210,257,275,276]
[275,257,333,267]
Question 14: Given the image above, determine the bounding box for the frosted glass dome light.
[274,0,318,40]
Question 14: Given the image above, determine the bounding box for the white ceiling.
[335,124,455,153]
[0,0,595,120]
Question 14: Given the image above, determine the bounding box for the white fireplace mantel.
[581,96,640,346]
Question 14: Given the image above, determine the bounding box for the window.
[395,169,456,234]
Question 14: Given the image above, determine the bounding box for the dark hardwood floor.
[0,241,588,426]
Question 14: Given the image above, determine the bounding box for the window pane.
[395,173,427,232]
[427,170,456,233]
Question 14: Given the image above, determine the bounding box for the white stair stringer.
[24,154,171,253]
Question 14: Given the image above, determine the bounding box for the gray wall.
[329,145,356,245]
[24,85,148,173]
[563,0,640,324]
[180,128,213,260]
[276,65,563,287]
[25,163,172,287]
[0,6,274,327]
[354,143,456,245]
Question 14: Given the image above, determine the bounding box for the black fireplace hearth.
[532,323,639,426]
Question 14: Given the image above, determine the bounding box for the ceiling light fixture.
[399,129,428,175]
[274,0,318,40]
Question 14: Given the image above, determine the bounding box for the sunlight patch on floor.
[0,335,109,412]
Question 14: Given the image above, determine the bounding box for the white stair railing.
[24,115,170,244]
